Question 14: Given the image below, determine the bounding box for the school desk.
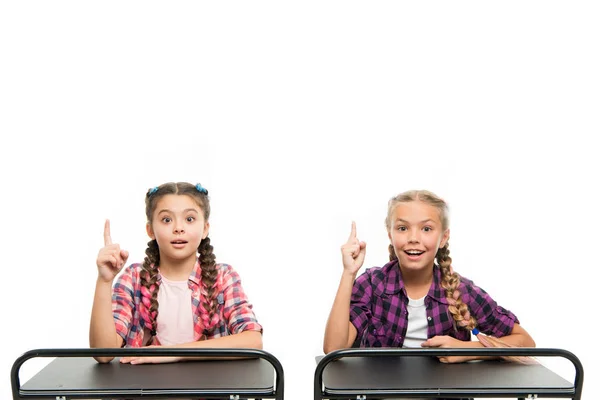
[314,348,583,399]
[12,348,284,399]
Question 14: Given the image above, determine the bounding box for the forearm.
[424,324,536,363]
[165,330,263,361]
[468,324,536,361]
[89,279,122,362]
[457,340,497,361]
[490,323,536,348]
[176,330,263,350]
[119,331,263,364]
[323,271,356,353]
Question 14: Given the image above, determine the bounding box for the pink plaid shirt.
[112,261,262,347]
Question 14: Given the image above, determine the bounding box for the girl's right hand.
[341,221,366,274]
[96,219,129,283]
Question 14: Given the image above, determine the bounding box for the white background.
[1,1,598,399]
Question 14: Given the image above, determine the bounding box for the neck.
[399,264,434,298]
[158,254,197,281]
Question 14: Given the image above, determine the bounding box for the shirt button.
[427,316,432,322]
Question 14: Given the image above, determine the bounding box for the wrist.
[341,270,358,281]
[96,277,114,287]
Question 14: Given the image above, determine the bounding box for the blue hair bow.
[148,186,159,196]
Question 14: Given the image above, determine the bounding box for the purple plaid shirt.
[350,260,518,347]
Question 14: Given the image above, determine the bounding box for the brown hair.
[385,190,476,331]
[139,182,219,339]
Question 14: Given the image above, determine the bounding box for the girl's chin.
[398,256,435,269]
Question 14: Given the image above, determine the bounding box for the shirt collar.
[382,260,448,304]
[154,259,202,286]
[188,258,202,286]
[381,260,404,295]
[428,265,448,304]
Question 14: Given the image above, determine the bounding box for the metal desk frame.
[314,348,583,400]
[12,348,284,399]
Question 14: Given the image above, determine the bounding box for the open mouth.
[404,250,425,256]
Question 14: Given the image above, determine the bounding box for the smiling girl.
[90,182,262,364]
[323,190,534,364]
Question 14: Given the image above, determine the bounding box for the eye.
[397,226,407,231]
[423,226,433,232]
[186,216,195,222]
[161,217,172,223]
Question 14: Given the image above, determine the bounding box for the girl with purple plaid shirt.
[324,190,535,364]
[90,182,262,364]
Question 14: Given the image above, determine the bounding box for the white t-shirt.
[402,295,428,348]
[155,275,195,346]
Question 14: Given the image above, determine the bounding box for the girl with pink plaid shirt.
[90,182,262,364]
[323,190,535,365]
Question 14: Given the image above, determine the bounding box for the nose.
[408,228,420,243]
[173,221,185,234]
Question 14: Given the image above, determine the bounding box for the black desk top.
[322,356,572,397]
[21,357,273,397]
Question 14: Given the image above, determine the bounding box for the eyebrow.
[157,208,199,214]
[395,218,436,224]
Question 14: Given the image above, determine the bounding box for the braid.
[388,244,397,261]
[139,239,160,338]
[198,237,219,335]
[437,242,477,331]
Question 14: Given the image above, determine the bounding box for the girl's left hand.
[119,345,181,365]
[421,335,472,364]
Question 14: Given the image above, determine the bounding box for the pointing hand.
[340,221,366,274]
[96,219,129,282]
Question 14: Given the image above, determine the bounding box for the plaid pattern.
[350,260,518,348]
[112,261,262,347]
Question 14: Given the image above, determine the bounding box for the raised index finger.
[348,221,357,241]
[104,219,112,246]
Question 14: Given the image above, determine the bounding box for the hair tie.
[147,186,159,197]
[195,183,208,195]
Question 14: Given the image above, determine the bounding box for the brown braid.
[437,243,477,331]
[388,244,397,261]
[197,237,219,335]
[140,239,160,337]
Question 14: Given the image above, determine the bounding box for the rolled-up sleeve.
[112,266,136,342]
[462,278,519,338]
[220,265,262,334]
[349,270,374,341]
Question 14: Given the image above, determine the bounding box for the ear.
[202,221,210,239]
[440,228,450,248]
[387,230,392,241]
[146,222,155,240]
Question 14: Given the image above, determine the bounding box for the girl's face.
[146,194,209,264]
[388,201,449,275]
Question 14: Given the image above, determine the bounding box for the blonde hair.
[386,190,476,331]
